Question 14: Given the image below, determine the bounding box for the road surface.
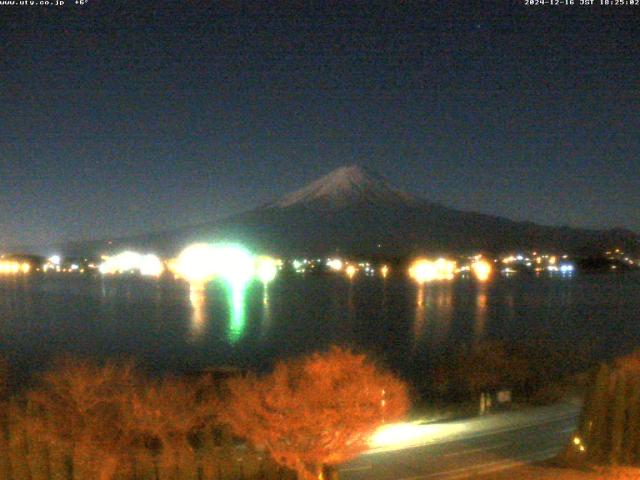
[340,402,580,480]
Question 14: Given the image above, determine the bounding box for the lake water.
[1,271,639,384]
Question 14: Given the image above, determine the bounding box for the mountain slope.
[191,165,639,256]
[57,165,639,257]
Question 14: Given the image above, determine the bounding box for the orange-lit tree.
[0,358,8,480]
[0,358,6,399]
[221,346,410,480]
[121,375,218,478]
[27,357,139,480]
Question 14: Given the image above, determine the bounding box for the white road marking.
[440,441,511,458]
[340,464,372,472]
[396,447,561,480]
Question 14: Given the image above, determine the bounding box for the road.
[340,402,580,480]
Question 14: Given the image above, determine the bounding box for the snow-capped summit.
[272,165,421,209]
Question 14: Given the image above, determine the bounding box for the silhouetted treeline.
[428,340,593,404]
[577,256,637,273]
[573,351,640,466]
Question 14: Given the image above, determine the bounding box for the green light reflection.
[226,279,249,343]
[261,285,272,338]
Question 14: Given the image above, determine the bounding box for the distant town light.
[380,265,389,279]
[559,264,574,273]
[327,258,344,272]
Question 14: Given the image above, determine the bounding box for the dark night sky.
[1,1,638,248]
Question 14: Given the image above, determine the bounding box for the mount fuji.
[271,165,422,210]
[61,165,639,257]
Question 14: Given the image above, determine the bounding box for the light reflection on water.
[347,281,356,323]
[431,285,453,350]
[261,286,272,339]
[412,284,454,351]
[0,272,639,381]
[187,280,250,344]
[227,281,248,343]
[475,286,488,340]
[413,285,426,344]
[188,284,207,341]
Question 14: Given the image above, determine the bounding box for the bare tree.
[27,357,138,480]
[221,346,410,480]
[0,358,9,480]
[120,375,217,479]
[0,358,7,400]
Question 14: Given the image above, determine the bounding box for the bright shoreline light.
[173,243,279,287]
[218,246,255,286]
[99,251,164,277]
[0,260,31,274]
[471,259,492,282]
[327,258,344,272]
[256,256,279,284]
[409,258,457,283]
[174,243,219,283]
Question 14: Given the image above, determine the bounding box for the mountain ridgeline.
[62,166,639,257]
